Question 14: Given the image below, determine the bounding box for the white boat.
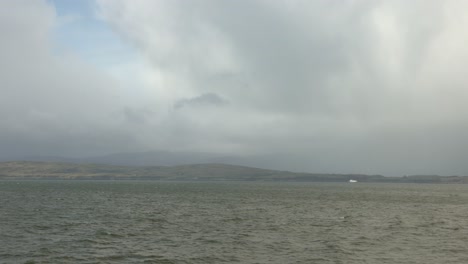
[349,179,357,183]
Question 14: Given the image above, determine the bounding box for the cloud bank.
[2,0,468,175]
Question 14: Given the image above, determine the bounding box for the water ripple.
[2,181,468,263]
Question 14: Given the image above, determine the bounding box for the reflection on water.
[1,181,468,263]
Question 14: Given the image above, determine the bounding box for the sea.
[1,181,468,264]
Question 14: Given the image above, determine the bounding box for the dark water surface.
[1,181,468,263]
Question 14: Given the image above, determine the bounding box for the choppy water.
[2,181,468,263]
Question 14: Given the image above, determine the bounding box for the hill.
[1,161,468,183]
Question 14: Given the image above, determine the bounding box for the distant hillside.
[1,161,468,183]
[7,150,328,173]
[12,151,242,167]
[0,161,315,181]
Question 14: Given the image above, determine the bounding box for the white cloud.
[94,0,468,175]
[0,0,143,157]
[3,0,468,175]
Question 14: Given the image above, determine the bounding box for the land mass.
[0,161,467,183]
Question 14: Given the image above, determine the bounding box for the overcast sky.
[2,0,468,175]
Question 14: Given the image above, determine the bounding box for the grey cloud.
[174,93,228,109]
[97,0,449,117]
[0,0,143,158]
[3,0,468,176]
[95,0,468,175]
[122,107,153,124]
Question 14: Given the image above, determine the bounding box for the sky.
[2,0,468,176]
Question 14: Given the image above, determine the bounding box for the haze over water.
[2,181,468,263]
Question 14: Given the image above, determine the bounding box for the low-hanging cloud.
[95,0,468,175]
[0,0,144,158]
[3,0,468,175]
[174,93,228,109]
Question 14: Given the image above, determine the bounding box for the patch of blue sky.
[49,0,136,69]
